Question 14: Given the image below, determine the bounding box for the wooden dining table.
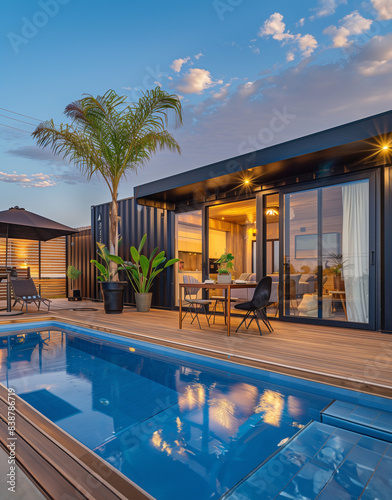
[179,282,257,336]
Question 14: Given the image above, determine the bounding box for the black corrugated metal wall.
[67,228,94,299]
[89,197,175,309]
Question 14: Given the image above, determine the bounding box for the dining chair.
[182,275,213,328]
[234,276,273,335]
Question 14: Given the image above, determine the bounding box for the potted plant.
[215,253,234,284]
[326,253,345,291]
[91,242,127,314]
[67,265,82,301]
[116,234,179,312]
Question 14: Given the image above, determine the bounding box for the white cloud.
[324,11,373,48]
[286,51,295,62]
[177,68,223,94]
[312,0,347,18]
[0,171,56,188]
[249,44,260,54]
[194,52,203,60]
[298,34,318,57]
[212,83,231,100]
[259,13,294,41]
[171,56,190,73]
[296,18,305,27]
[122,86,132,90]
[371,0,392,20]
[356,33,392,76]
[259,13,318,58]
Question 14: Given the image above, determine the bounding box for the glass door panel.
[265,193,280,317]
[284,189,319,317]
[284,179,370,324]
[174,211,202,306]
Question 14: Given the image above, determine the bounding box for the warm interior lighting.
[129,347,135,352]
[265,207,279,216]
[254,389,284,427]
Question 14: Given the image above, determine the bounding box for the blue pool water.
[0,323,391,499]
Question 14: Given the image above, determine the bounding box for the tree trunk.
[109,197,119,281]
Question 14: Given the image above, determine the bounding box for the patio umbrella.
[0,206,76,315]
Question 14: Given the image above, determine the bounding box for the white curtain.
[342,180,369,323]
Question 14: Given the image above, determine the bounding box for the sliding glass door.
[283,178,374,326]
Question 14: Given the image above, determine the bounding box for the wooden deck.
[1,299,392,399]
[1,299,392,499]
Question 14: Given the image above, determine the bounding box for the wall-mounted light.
[265,207,279,216]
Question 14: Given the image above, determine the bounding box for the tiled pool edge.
[223,421,392,499]
[1,315,392,400]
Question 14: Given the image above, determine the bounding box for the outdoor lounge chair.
[11,278,51,314]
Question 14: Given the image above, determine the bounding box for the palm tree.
[33,87,183,280]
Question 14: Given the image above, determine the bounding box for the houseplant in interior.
[33,87,183,292]
[215,253,234,284]
[327,253,345,291]
[91,242,127,314]
[67,265,82,301]
[117,234,179,312]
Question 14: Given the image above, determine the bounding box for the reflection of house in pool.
[63,333,329,499]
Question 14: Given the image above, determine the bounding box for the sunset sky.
[1,0,391,227]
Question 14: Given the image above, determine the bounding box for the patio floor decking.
[1,299,392,399]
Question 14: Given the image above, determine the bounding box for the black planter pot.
[68,289,82,301]
[100,281,127,314]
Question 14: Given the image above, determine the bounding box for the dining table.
[179,281,257,336]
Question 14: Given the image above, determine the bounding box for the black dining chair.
[234,276,273,335]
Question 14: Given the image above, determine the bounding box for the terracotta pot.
[135,292,152,312]
[100,281,126,314]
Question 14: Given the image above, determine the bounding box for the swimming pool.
[0,322,391,499]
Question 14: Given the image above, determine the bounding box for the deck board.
[1,299,392,398]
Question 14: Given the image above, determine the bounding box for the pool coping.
[1,314,392,400]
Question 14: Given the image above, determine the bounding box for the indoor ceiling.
[209,199,257,225]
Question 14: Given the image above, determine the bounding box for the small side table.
[330,290,347,319]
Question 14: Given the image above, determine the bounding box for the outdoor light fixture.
[382,145,390,151]
[244,179,250,185]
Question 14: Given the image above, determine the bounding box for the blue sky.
[1,0,392,227]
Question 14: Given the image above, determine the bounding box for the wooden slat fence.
[0,236,67,299]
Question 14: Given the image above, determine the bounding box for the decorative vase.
[217,273,232,284]
[135,292,152,312]
[100,281,126,314]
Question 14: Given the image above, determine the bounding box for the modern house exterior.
[79,110,392,333]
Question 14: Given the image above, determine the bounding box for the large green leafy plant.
[121,235,179,293]
[91,242,121,281]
